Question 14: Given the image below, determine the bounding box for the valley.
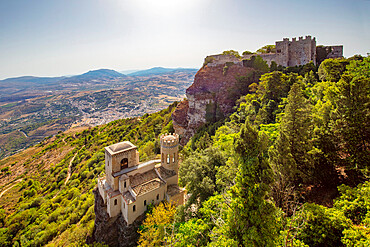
[0,68,197,159]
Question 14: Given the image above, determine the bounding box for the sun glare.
[127,0,198,15]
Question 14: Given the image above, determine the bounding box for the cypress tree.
[227,122,277,246]
[270,82,314,187]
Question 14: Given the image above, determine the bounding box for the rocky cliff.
[172,56,256,145]
[88,188,145,247]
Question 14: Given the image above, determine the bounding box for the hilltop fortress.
[207,36,343,67]
[97,133,184,225]
[172,36,343,145]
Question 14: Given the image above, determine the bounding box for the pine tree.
[227,122,277,246]
[270,82,314,187]
[335,58,370,175]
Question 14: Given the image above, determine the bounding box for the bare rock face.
[172,99,189,145]
[172,60,253,145]
[88,188,145,247]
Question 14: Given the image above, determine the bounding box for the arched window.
[121,158,128,170]
[156,194,159,200]
[162,153,164,163]
[172,153,175,163]
[124,181,127,188]
[114,199,117,205]
[167,154,170,164]
[144,200,146,206]
[133,205,136,212]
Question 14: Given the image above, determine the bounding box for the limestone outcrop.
[172,61,253,145]
[88,188,145,247]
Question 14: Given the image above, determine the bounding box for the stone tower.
[275,36,317,67]
[160,133,179,178]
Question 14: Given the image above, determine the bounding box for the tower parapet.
[160,133,179,175]
[160,133,179,147]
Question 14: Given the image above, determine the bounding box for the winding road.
[0,178,23,199]
[64,151,79,185]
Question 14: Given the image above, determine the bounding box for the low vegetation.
[0,102,178,246]
[0,56,368,246]
[140,56,370,246]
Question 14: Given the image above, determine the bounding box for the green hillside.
[0,102,177,246]
[0,56,369,247]
[139,56,370,246]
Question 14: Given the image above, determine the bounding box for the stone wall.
[275,36,316,67]
[88,188,145,247]
[316,45,344,64]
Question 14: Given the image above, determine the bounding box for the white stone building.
[97,133,185,225]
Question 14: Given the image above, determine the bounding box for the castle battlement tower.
[160,133,179,173]
[275,35,317,67]
[97,134,184,225]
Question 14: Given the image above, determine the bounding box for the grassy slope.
[0,102,178,246]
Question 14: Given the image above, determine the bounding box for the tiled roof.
[156,166,176,179]
[132,179,163,196]
[130,169,158,187]
[123,191,135,204]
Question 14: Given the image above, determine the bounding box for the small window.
[144,200,146,206]
[114,199,117,205]
[172,154,175,163]
[156,194,159,200]
[123,202,125,208]
[133,205,136,212]
[107,161,109,166]
[124,181,126,188]
[121,158,128,170]
[167,154,170,164]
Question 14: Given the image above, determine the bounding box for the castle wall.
[166,175,178,186]
[121,198,128,223]
[126,185,166,225]
[105,151,113,187]
[119,176,130,194]
[126,161,157,177]
[288,36,316,66]
[326,46,343,58]
[274,36,316,67]
[97,178,107,204]
[276,38,290,67]
[206,54,242,67]
[111,149,138,172]
[107,194,121,218]
[242,53,277,66]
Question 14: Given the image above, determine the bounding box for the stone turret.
[160,133,179,174]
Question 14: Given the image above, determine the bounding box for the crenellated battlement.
[160,133,179,147]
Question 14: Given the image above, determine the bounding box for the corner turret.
[160,133,179,174]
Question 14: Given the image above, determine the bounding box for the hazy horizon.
[0,0,369,80]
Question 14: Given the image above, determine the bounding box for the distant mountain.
[63,69,126,82]
[0,76,65,87]
[0,69,127,89]
[128,67,197,76]
[120,69,140,75]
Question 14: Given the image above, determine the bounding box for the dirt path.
[53,146,84,199]
[64,151,78,185]
[0,178,23,199]
[18,129,28,138]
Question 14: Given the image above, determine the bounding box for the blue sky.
[0,0,369,79]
